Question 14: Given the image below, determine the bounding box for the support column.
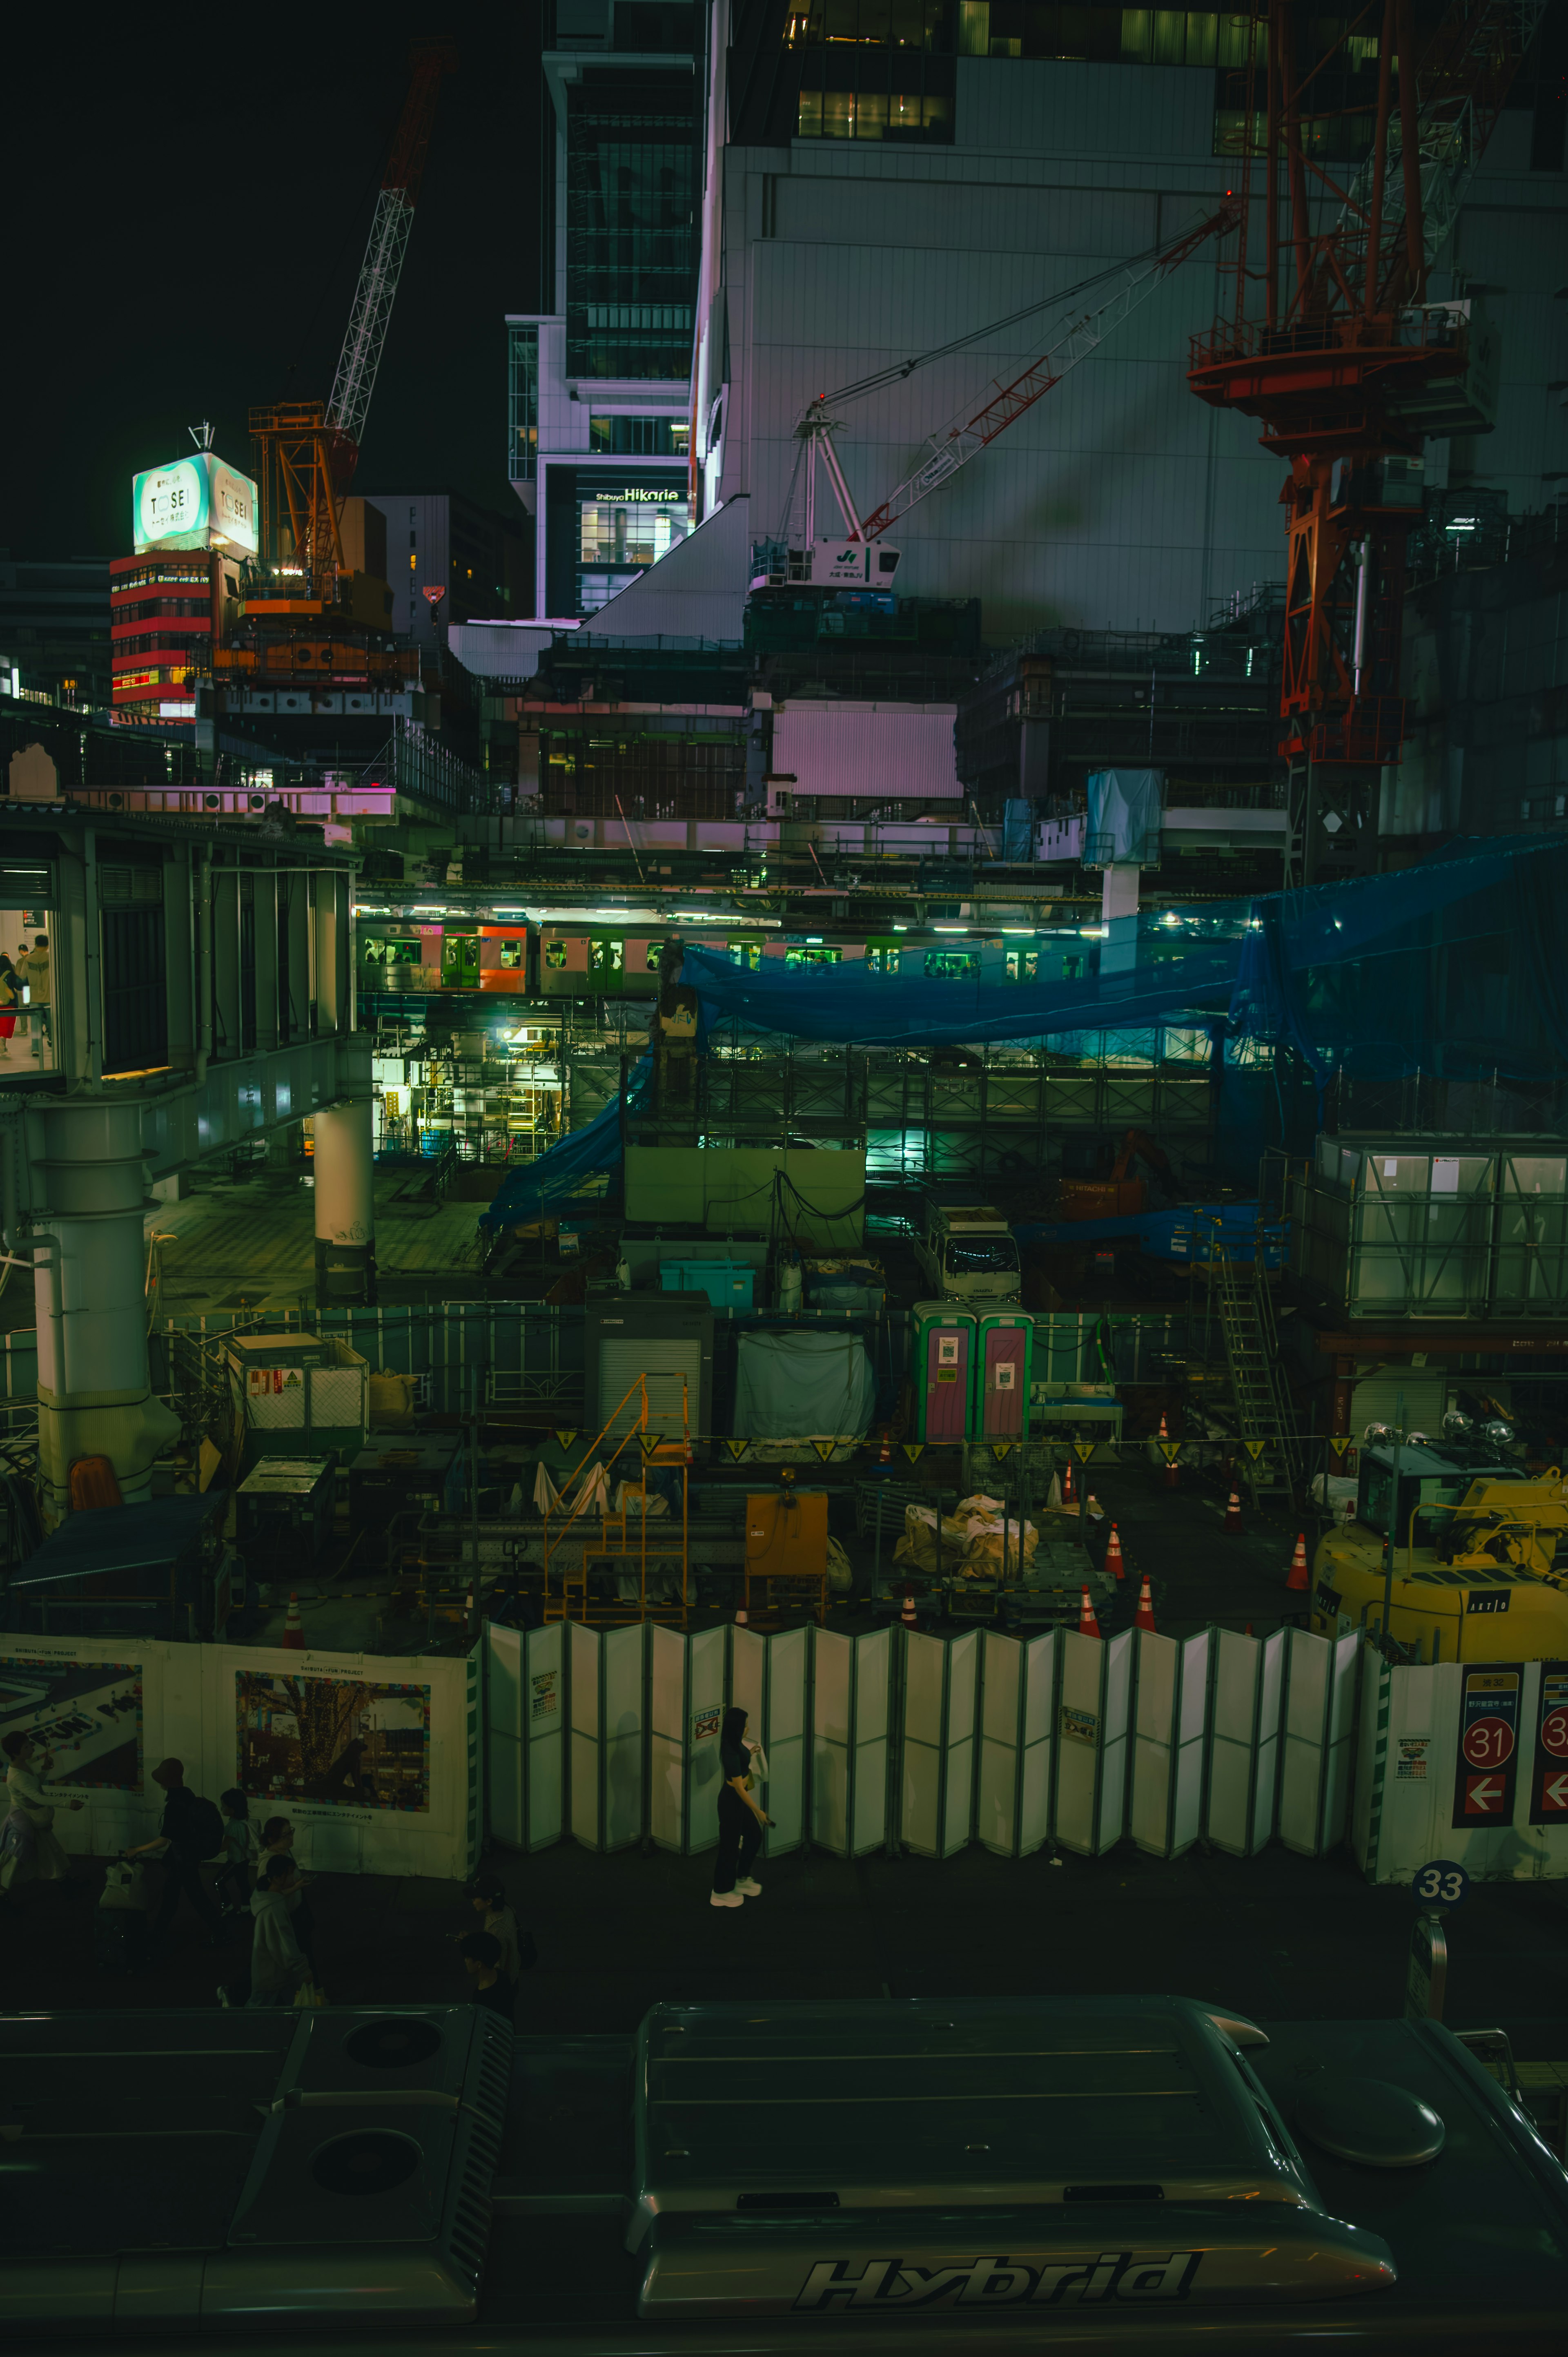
[30,1099,180,1526]
[313,1099,376,1311]
[1100,863,1140,977]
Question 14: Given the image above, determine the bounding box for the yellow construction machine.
[1310,1439,1568,1664]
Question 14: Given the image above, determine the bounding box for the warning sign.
[1395,1738,1429,1782]
[1244,1441,1266,1460]
[530,1669,559,1723]
[1452,1664,1521,1828]
[990,1441,1014,1461]
[1072,1441,1097,1464]
[1327,1436,1352,1459]
[1528,1661,1568,1826]
[1158,1442,1181,1464]
[1060,1706,1098,1747]
[724,1439,749,1461]
[937,1335,961,1367]
[554,1429,579,1451]
[691,1705,722,1744]
[902,1443,924,1465]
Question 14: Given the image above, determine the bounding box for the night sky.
[2,6,543,561]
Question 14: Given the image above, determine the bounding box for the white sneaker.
[709,1890,744,1908]
[735,1878,762,1897]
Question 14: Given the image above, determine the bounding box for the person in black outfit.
[125,1758,225,1950]
[710,1705,769,1909]
[459,1929,513,2018]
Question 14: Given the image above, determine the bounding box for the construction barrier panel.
[485,1623,565,1853]
[976,1629,1056,1857]
[1206,1628,1284,1857]
[731,1623,808,1859]
[1128,1628,1209,1860]
[1054,1628,1133,1855]
[1353,1654,1568,1884]
[0,1628,479,1878]
[901,1628,980,1859]
[567,1623,645,1854]
[649,1623,726,1853]
[811,1626,891,1856]
[1278,1628,1360,1858]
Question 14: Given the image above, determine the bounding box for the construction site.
[1,4,1567,2345]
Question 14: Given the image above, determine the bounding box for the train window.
[590,939,624,974]
[388,941,419,966]
[924,950,978,979]
[499,940,524,970]
[362,938,388,964]
[545,940,567,969]
[1005,950,1039,982]
[1062,953,1085,981]
[644,944,662,970]
[866,946,902,974]
[728,942,761,969]
[785,946,842,967]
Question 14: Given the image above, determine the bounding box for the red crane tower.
[1188,0,1544,883]
[250,41,457,600]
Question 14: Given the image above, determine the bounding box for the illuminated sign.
[132,454,259,557]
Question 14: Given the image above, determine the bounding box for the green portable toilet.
[911,1302,976,1442]
[976,1311,1033,1441]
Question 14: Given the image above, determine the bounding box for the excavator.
[1311,1428,1568,1663]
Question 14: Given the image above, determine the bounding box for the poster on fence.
[235,1670,431,1812]
[0,1654,143,1790]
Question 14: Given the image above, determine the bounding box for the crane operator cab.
[915,1202,1021,1306]
[1310,1431,1568,1663]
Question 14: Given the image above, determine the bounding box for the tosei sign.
[132,452,259,555]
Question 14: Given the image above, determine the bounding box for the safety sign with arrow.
[1452,1663,1522,1827]
[1528,1661,1568,1826]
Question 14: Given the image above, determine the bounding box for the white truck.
[913,1201,1021,1304]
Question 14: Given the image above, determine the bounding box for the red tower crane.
[251,40,457,599]
[1188,0,1545,883]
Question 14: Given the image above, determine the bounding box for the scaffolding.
[542,1374,690,1625]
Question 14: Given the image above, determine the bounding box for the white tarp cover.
[1085,768,1163,862]
[734,1330,875,1440]
[772,702,962,800]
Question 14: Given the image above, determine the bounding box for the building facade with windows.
[354,492,529,655]
[508,0,700,619]
[683,0,1568,640]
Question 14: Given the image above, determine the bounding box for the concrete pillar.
[1100,863,1140,977]
[30,1098,180,1525]
[313,1099,376,1310]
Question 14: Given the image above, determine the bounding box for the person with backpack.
[462,1873,532,1989]
[214,1789,259,1918]
[124,1758,227,1951]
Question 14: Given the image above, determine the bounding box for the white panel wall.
[1129,1628,1209,1860]
[1206,1629,1284,1857]
[486,1623,564,1853]
[1278,1629,1360,1858]
[977,1629,1056,1857]
[1054,1628,1132,1855]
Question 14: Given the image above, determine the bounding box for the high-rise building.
[675,1,1568,640]
[0,553,113,710]
[508,0,699,618]
[354,491,530,651]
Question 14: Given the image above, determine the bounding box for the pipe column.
[313,1099,376,1311]
[30,1098,180,1524]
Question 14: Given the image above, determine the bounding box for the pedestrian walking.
[458,1929,513,2018]
[257,1816,318,1971]
[18,935,50,1061]
[0,953,19,1056]
[248,1853,310,2007]
[465,1873,526,1987]
[0,1730,85,1895]
[710,1705,769,1909]
[215,1790,259,1917]
[124,1759,226,1951]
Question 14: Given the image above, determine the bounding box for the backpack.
[185,1793,225,1859]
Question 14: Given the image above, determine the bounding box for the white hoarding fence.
[1054,1628,1133,1855]
[1278,1628,1360,1857]
[1129,1628,1209,1860]
[485,1622,565,1853]
[568,1623,646,1854]
[1354,1654,1568,1884]
[811,1626,891,1856]
[976,1629,1056,1858]
[649,1623,726,1853]
[901,1628,980,1858]
[1206,1627,1284,1856]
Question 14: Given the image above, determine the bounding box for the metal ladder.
[1209,1228,1302,1502]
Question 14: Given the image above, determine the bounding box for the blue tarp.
[682,836,1568,1081]
[1014,1201,1288,1268]
[479,1055,653,1233]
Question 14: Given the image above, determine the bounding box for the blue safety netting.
[479,1055,652,1233]
[682,835,1568,1084]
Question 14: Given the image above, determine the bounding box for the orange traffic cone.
[1285,1532,1310,1592]
[281,1593,305,1650]
[1157,1414,1169,1438]
[1133,1573,1157,1632]
[1078,1586,1102,1639]
[1158,1412,1179,1489]
[1062,1458,1076,1507]
[901,1591,918,1628]
[1105,1522,1125,1582]
[1223,1488,1243,1534]
[879,1427,892,1464]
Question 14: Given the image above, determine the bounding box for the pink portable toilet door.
[982,1325,1026,1438]
[926,1324,970,1441]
